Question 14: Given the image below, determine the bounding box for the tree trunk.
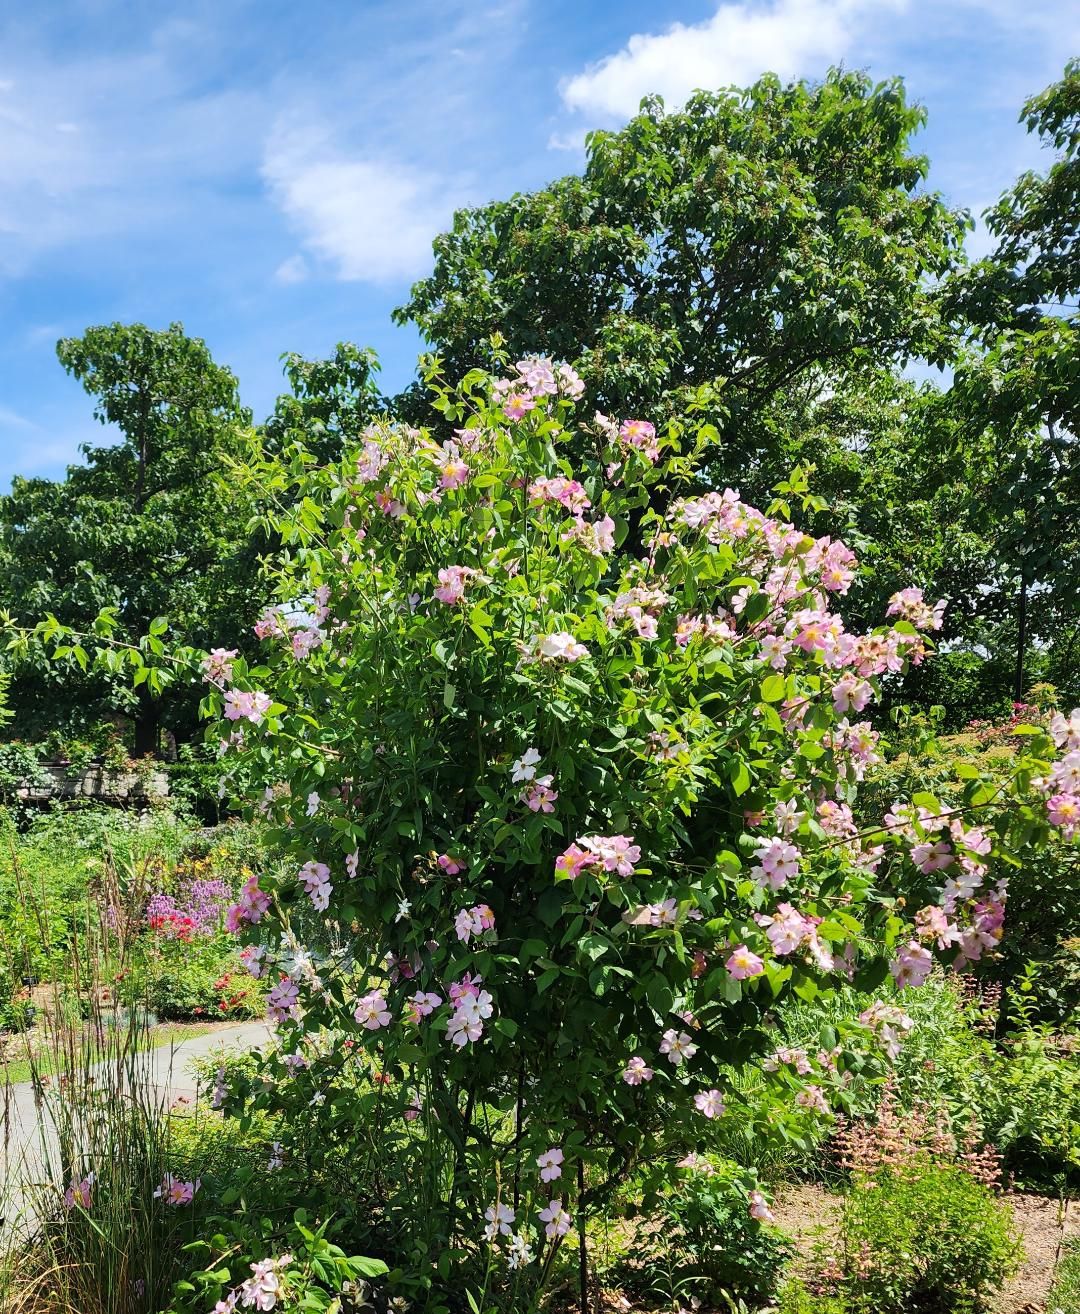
[578,1157,589,1314]
[1013,568,1028,701]
[133,694,159,758]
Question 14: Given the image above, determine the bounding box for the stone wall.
[17,760,170,805]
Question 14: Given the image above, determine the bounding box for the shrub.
[145,947,264,1021]
[1047,1236,1080,1314]
[649,1158,793,1305]
[819,1164,1020,1313]
[26,358,1077,1305]
[188,359,1073,1304]
[979,1022,1080,1191]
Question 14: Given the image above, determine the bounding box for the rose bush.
[30,355,1076,1310]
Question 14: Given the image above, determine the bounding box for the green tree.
[262,342,383,465]
[0,323,261,754]
[944,61,1080,705]
[396,68,967,493]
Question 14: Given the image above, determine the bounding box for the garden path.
[0,1020,271,1236]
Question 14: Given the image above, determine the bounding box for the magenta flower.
[579,834,640,876]
[225,876,270,932]
[374,488,404,517]
[647,899,678,928]
[406,990,443,1022]
[537,1198,572,1239]
[832,673,872,714]
[201,647,238,685]
[536,631,588,661]
[434,565,475,605]
[622,1056,653,1085]
[1048,792,1080,838]
[796,1086,830,1115]
[504,391,536,420]
[659,1029,698,1067]
[555,842,593,879]
[618,418,659,462]
[154,1174,200,1206]
[537,1147,564,1182]
[694,1089,725,1119]
[1050,709,1080,750]
[910,839,954,874]
[914,904,961,950]
[290,627,323,660]
[267,976,301,1024]
[355,438,387,482]
[240,944,267,978]
[436,443,471,490]
[63,1172,95,1210]
[298,861,332,912]
[890,940,933,989]
[437,853,465,874]
[523,775,558,812]
[726,945,765,981]
[751,838,800,890]
[454,904,496,943]
[223,689,273,725]
[446,982,494,1046]
[758,903,811,956]
[886,587,946,632]
[354,990,392,1030]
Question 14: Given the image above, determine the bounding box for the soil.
[771,1181,1079,1314]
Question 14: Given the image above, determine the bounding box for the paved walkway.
[1,1021,271,1234]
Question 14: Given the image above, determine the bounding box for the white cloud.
[262,124,458,285]
[0,406,35,432]
[273,253,309,285]
[0,30,264,275]
[560,0,896,121]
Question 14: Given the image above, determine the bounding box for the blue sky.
[1,0,1077,491]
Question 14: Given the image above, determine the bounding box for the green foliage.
[778,1281,851,1314]
[1048,1237,1080,1314]
[942,61,1080,708]
[0,322,262,752]
[979,1020,1080,1191]
[0,739,52,803]
[189,352,1074,1311]
[168,1213,389,1314]
[398,70,965,476]
[820,1166,1021,1313]
[262,342,384,465]
[860,711,1080,1027]
[644,1160,794,1305]
[145,944,264,1021]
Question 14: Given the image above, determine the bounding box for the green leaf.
[760,673,786,703]
[728,756,752,796]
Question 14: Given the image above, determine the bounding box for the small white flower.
[511,747,542,783]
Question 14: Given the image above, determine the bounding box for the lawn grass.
[1049,1237,1080,1314]
[0,1021,220,1086]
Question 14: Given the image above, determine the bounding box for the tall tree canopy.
[397,68,968,492]
[942,60,1080,704]
[262,342,383,465]
[0,323,261,753]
